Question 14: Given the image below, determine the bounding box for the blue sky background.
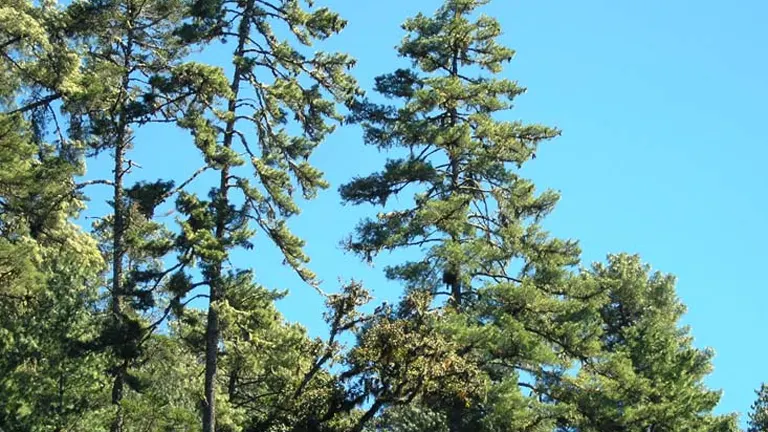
[81,0,767,425]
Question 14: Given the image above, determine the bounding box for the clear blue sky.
[82,0,767,425]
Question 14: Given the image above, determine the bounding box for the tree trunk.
[202,298,220,432]
[447,10,465,431]
[110,125,126,432]
[110,6,134,428]
[201,3,252,431]
[448,398,464,432]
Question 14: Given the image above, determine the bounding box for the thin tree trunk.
[202,287,220,432]
[110,5,134,429]
[447,8,462,309]
[110,127,126,432]
[201,3,252,431]
[448,9,464,432]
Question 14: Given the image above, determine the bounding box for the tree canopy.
[0,0,749,431]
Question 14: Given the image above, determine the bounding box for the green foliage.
[51,1,233,430]
[217,280,349,431]
[342,2,736,432]
[0,1,742,432]
[118,335,203,432]
[341,0,591,429]
[749,384,768,432]
[342,0,575,300]
[176,0,362,283]
[372,404,449,432]
[345,291,485,411]
[0,0,83,110]
[169,1,362,430]
[547,254,739,432]
[0,113,107,430]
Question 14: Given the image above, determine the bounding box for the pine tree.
[62,1,229,429]
[342,289,484,432]
[341,0,597,430]
[0,3,747,431]
[0,111,109,431]
[0,0,83,115]
[546,254,738,432]
[749,384,768,432]
[0,3,112,428]
[115,333,203,431]
[0,23,108,430]
[173,1,360,430]
[213,283,368,431]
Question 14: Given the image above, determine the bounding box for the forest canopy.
[0,0,762,431]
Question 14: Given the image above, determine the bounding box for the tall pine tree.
[342,0,598,430]
[173,0,360,430]
[63,0,229,429]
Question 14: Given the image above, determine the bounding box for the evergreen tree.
[544,254,738,431]
[172,1,360,430]
[116,333,203,431]
[215,282,369,431]
[0,2,748,431]
[749,384,768,432]
[0,0,83,115]
[342,289,484,432]
[371,404,449,432]
[63,0,229,429]
[0,112,109,432]
[341,0,598,430]
[0,4,110,429]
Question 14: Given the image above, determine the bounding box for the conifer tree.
[342,0,598,430]
[0,111,108,432]
[545,254,738,431]
[0,2,748,431]
[0,0,83,115]
[749,384,768,432]
[215,283,370,431]
[1,6,108,426]
[115,333,204,431]
[62,1,229,429]
[172,1,360,430]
